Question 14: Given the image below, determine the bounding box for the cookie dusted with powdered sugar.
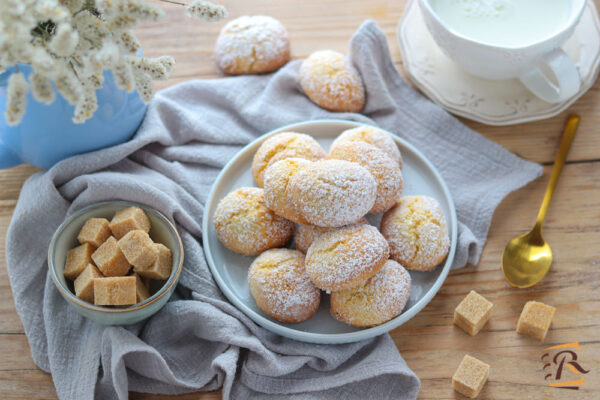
[294,217,368,254]
[252,132,325,188]
[263,158,311,224]
[380,196,450,271]
[215,16,290,75]
[331,125,402,166]
[299,50,365,112]
[289,159,376,228]
[248,248,320,324]
[213,187,294,256]
[328,141,403,213]
[305,224,389,292]
[330,259,411,327]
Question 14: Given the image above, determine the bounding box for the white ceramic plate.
[202,120,457,344]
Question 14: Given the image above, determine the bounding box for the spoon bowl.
[502,226,552,288]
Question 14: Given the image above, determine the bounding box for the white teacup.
[418,0,586,103]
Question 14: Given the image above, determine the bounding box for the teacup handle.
[518,48,581,103]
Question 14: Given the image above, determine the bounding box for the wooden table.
[1,1,598,398]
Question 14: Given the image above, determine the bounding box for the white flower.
[60,0,86,13]
[5,72,29,126]
[185,0,227,22]
[30,72,56,104]
[73,85,98,123]
[133,69,154,103]
[55,68,82,105]
[117,30,140,54]
[131,56,174,81]
[73,10,108,46]
[50,23,79,56]
[111,60,134,91]
[93,39,120,67]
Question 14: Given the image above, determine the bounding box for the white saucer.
[397,0,600,126]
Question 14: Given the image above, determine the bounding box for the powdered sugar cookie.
[328,141,403,213]
[248,248,320,324]
[264,158,311,224]
[305,224,389,292]
[213,187,294,256]
[299,50,365,112]
[380,196,450,271]
[294,217,368,253]
[330,259,411,327]
[290,159,376,227]
[252,132,325,188]
[215,15,290,75]
[331,125,402,166]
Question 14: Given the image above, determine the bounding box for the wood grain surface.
[1,1,599,399]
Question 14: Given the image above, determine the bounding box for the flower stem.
[158,0,187,6]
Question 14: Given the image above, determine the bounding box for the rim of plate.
[202,119,457,344]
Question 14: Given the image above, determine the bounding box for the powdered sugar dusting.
[331,259,411,327]
[294,217,368,253]
[264,158,311,223]
[213,187,294,256]
[332,125,402,166]
[248,249,320,323]
[381,196,450,271]
[252,132,325,187]
[328,141,403,213]
[305,224,389,291]
[215,15,290,74]
[299,50,365,112]
[290,159,376,227]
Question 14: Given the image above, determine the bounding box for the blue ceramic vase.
[0,65,147,169]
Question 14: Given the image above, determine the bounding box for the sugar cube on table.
[64,243,95,280]
[452,354,490,398]
[118,230,157,269]
[77,217,111,247]
[131,272,151,303]
[454,290,494,336]
[109,206,151,240]
[74,264,103,303]
[516,300,556,341]
[92,236,131,277]
[135,243,172,280]
[93,276,137,306]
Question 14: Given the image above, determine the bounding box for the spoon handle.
[535,114,580,230]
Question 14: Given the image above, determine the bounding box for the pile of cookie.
[213,125,450,327]
[214,15,366,113]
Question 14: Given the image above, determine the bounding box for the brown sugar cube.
[135,243,172,280]
[131,272,151,303]
[452,355,490,398]
[77,218,111,247]
[74,264,103,303]
[109,206,151,239]
[64,243,95,279]
[91,236,131,277]
[118,230,157,269]
[454,290,494,336]
[516,300,556,341]
[93,276,136,306]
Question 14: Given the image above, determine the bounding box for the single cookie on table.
[327,141,403,213]
[330,259,411,327]
[213,187,294,256]
[380,196,450,271]
[331,125,402,166]
[294,217,368,253]
[252,132,325,188]
[248,248,321,324]
[299,50,365,112]
[290,159,376,227]
[305,224,389,292]
[263,158,311,224]
[214,15,290,75]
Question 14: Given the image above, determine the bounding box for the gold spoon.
[502,114,580,288]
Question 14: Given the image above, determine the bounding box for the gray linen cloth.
[6,21,542,399]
